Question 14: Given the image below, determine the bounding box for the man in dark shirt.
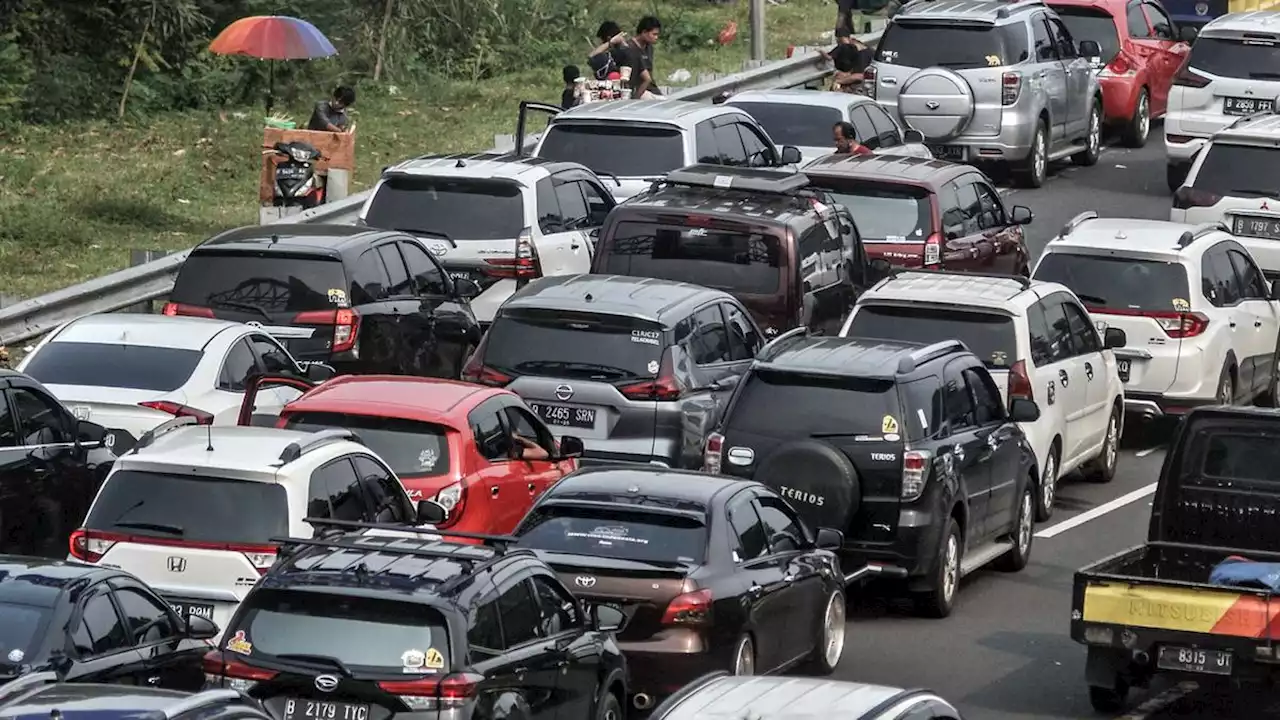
[561,65,582,110]
[619,16,663,99]
[587,20,627,80]
[826,28,873,92]
[308,85,355,132]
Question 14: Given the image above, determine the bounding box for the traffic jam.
[7,1,1280,720]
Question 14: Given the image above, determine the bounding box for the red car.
[239,374,582,534]
[1049,0,1190,147]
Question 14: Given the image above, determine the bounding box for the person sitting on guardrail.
[588,21,627,80]
[308,85,356,132]
[834,122,873,156]
[827,28,872,92]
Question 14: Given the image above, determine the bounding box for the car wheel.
[1015,121,1048,188]
[732,634,755,676]
[1122,89,1150,148]
[1035,444,1059,521]
[802,588,846,675]
[1084,409,1119,484]
[997,483,1034,572]
[1073,100,1102,166]
[1089,680,1129,713]
[915,517,961,618]
[1217,366,1235,406]
[596,690,622,720]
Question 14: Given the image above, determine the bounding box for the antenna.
[205,423,214,452]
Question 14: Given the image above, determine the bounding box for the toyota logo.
[429,243,449,256]
[575,576,597,588]
[315,675,340,692]
[925,100,940,110]
[167,557,186,573]
[555,384,574,401]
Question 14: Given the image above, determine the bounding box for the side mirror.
[1079,39,1102,57]
[779,146,803,165]
[591,603,626,632]
[1009,397,1041,423]
[415,499,448,525]
[75,420,106,447]
[1103,327,1127,349]
[555,435,585,459]
[1181,26,1199,42]
[902,128,925,144]
[815,527,844,550]
[453,277,482,300]
[1011,205,1034,225]
[1270,280,1280,300]
[304,363,336,383]
[186,615,220,641]
[869,257,893,280]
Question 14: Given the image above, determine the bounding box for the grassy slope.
[0,0,844,300]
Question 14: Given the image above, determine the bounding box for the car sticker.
[647,360,660,374]
[327,288,348,305]
[424,648,445,670]
[885,235,906,243]
[882,415,899,434]
[418,449,438,470]
[917,408,928,430]
[884,433,901,442]
[986,54,1002,66]
[631,330,661,346]
[990,351,1008,367]
[402,649,427,672]
[1172,297,1190,312]
[713,175,733,188]
[6,650,23,663]
[225,631,253,656]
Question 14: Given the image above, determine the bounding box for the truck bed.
[1084,542,1280,586]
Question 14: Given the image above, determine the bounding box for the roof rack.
[1178,221,1230,248]
[303,518,518,547]
[277,429,361,465]
[1057,211,1098,240]
[131,416,201,453]
[887,267,1031,289]
[655,164,812,196]
[162,690,244,720]
[898,340,967,374]
[996,0,1044,18]
[0,672,58,706]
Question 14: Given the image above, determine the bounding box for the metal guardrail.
[0,26,884,347]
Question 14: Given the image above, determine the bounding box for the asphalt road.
[825,131,1269,720]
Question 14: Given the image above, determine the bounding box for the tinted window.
[727,497,768,561]
[687,306,731,365]
[537,179,563,233]
[847,306,1016,370]
[1191,144,1280,196]
[737,125,773,167]
[495,580,541,647]
[233,589,451,672]
[1033,254,1190,312]
[468,594,504,651]
[1033,16,1057,61]
[399,241,448,296]
[0,604,48,669]
[1185,37,1280,80]
[725,370,901,438]
[865,105,901,147]
[75,594,128,656]
[554,181,590,228]
[539,124,685,177]
[973,182,1006,229]
[516,506,706,564]
[756,496,805,550]
[1144,3,1174,38]
[602,221,783,294]
[0,398,15,448]
[308,459,366,521]
[113,587,178,644]
[714,124,748,166]
[1126,3,1152,39]
[12,388,68,445]
[249,335,295,374]
[1204,249,1240,306]
[485,309,663,382]
[817,181,932,243]
[84,470,289,544]
[1201,431,1280,482]
[942,363,975,429]
[953,182,982,236]
[1042,299,1075,362]
[728,102,842,147]
[1048,18,1078,58]
[352,455,411,524]
[530,576,582,636]
[696,122,719,164]
[877,23,1030,68]
[1062,301,1101,353]
[901,377,944,439]
[364,177,525,241]
[1229,250,1268,299]
[25,343,202,392]
[1027,302,1055,366]
[470,402,508,463]
[964,368,1005,426]
[378,245,412,297]
[284,412,450,478]
[849,107,878,148]
[351,250,389,304]
[171,253,347,314]
[724,304,761,361]
[219,339,259,392]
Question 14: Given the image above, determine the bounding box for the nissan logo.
[315,675,340,692]
[575,576,597,588]
[925,100,940,110]
[167,557,186,573]
[555,384,574,401]
[429,243,449,256]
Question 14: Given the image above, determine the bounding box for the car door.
[548,172,597,273]
[963,367,1022,537]
[528,573,599,720]
[736,122,779,167]
[1227,247,1280,397]
[373,241,458,378]
[304,457,371,532]
[1032,15,1069,143]
[399,238,477,370]
[109,579,206,691]
[1059,299,1111,450]
[972,178,1026,275]
[1048,15,1090,136]
[695,120,721,164]
[244,333,307,421]
[939,179,992,272]
[848,105,881,150]
[1143,1,1188,115]
[941,360,993,540]
[752,492,824,664]
[501,404,565,498]
[863,103,903,151]
[219,339,265,424]
[347,247,405,374]
[1202,245,1250,395]
[577,179,616,259]
[491,569,563,720]
[1026,298,1073,460]
[466,398,530,533]
[725,491,792,672]
[64,583,148,684]
[1040,294,1091,465]
[350,454,418,524]
[798,222,847,335]
[0,389,29,556]
[7,384,91,558]
[711,120,749,167]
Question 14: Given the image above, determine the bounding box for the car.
[705,333,1041,618]
[588,164,887,337]
[68,420,441,633]
[204,519,627,720]
[803,154,1035,275]
[16,314,334,438]
[238,374,583,533]
[516,99,803,202]
[867,0,1104,187]
[1164,11,1280,191]
[163,225,483,379]
[0,558,216,690]
[358,153,616,326]
[840,270,1127,521]
[512,467,848,707]
[462,275,763,469]
[723,89,934,165]
[1033,214,1280,420]
[0,679,272,720]
[1047,0,1191,147]
[1171,107,1280,279]
[650,673,966,720]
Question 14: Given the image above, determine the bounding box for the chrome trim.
[1113,348,1152,359]
[1124,399,1163,419]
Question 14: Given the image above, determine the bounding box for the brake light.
[1007,360,1034,402]
[1096,308,1209,338]
[618,347,680,401]
[1172,186,1222,209]
[461,357,511,387]
[1102,53,1134,77]
[1173,55,1210,88]
[162,303,214,318]
[924,233,943,267]
[294,308,360,353]
[69,528,117,563]
[1002,71,1022,106]
[484,228,541,281]
[661,589,712,625]
[864,65,877,99]
[378,672,485,711]
[71,529,276,574]
[703,432,724,474]
[433,482,467,528]
[901,449,932,501]
[138,400,214,424]
[685,215,715,227]
[203,650,278,692]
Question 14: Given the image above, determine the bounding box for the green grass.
[0,0,850,300]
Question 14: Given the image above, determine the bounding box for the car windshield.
[728,102,843,147]
[517,506,707,565]
[1191,144,1280,196]
[876,22,1031,69]
[814,180,932,243]
[0,603,49,670]
[23,343,202,392]
[1033,254,1190,312]
[1054,6,1121,63]
[484,309,663,381]
[1186,37,1280,80]
[848,306,1017,370]
[364,177,525,241]
[282,412,451,478]
[171,253,348,314]
[601,221,784,294]
[726,370,926,441]
[538,124,685,177]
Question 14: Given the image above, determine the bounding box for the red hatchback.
[1049,0,1190,147]
[240,374,581,534]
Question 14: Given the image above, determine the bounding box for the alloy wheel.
[1033,131,1046,181]
[1104,415,1118,472]
[1219,375,1234,406]
[1137,93,1150,142]
[823,593,846,668]
[734,636,755,676]
[1041,452,1057,515]
[1088,107,1100,156]
[1018,489,1033,556]
[941,532,959,603]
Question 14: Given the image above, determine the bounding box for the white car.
[68,421,436,635]
[1034,213,1280,421]
[724,89,935,166]
[1170,108,1280,278]
[17,313,329,440]
[1164,11,1280,191]
[840,270,1125,522]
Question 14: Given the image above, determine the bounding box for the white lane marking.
[1136,445,1163,458]
[1035,482,1157,538]
[1117,681,1197,720]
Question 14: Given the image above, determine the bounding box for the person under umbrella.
[209,15,338,112]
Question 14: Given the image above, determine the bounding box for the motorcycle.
[263,141,325,209]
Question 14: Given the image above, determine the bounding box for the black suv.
[204,518,626,720]
[705,332,1041,618]
[165,225,484,378]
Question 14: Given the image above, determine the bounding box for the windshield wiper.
[515,360,633,379]
[112,522,184,536]
[275,653,354,677]
[1075,293,1108,306]
[395,228,457,248]
[210,300,272,322]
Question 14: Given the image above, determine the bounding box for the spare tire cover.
[897,67,976,142]
[754,439,861,531]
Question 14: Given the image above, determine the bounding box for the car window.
[12,388,69,445]
[0,603,48,671]
[901,377,945,440]
[377,244,413,297]
[0,395,16,448]
[686,305,731,365]
[725,102,841,148]
[536,179,563,234]
[170,253,348,315]
[539,124,685,177]
[504,406,556,454]
[351,455,410,524]
[219,338,260,392]
[307,458,368,522]
[284,412,451,480]
[973,181,1007,229]
[877,22,1030,67]
[1057,5,1123,62]
[580,181,613,227]
[1033,16,1058,61]
[351,250,389,304]
[601,221,784,295]
[515,506,707,564]
[727,495,769,561]
[1027,301,1055,366]
[695,121,719,164]
[1041,298,1076,361]
[399,241,449,296]
[72,591,129,657]
[723,303,760,361]
[737,124,773,167]
[364,176,525,241]
[1061,300,1101,354]
[954,182,982,237]
[963,368,1005,426]
[1033,253,1191,313]
[468,591,504,652]
[799,224,831,285]
[1126,2,1151,37]
[1048,17,1078,58]
[846,306,1016,370]
[942,362,975,430]
[495,579,541,648]
[1228,249,1268,299]
[713,124,749,166]
[756,496,806,552]
[849,106,879,149]
[26,343,203,394]
[816,179,932,244]
[112,586,178,645]
[1204,248,1241,306]
[554,180,590,230]
[864,104,901,148]
[726,372,907,440]
[248,334,296,375]
[469,400,511,462]
[484,309,664,384]
[530,575,582,637]
[1143,2,1174,39]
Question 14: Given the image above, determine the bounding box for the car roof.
[3,684,194,720]
[804,154,969,189]
[551,99,749,127]
[49,313,240,350]
[1212,112,1280,143]
[0,557,112,608]
[1048,217,1223,259]
[116,425,328,478]
[196,224,397,257]
[757,335,964,380]
[1044,0,1120,11]
[549,466,751,507]
[861,271,1037,313]
[1202,10,1280,36]
[662,676,912,720]
[895,0,1046,23]
[502,274,728,326]
[383,152,583,182]
[728,89,865,111]
[285,375,506,425]
[620,181,820,226]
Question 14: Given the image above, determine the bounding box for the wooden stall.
[258,127,356,205]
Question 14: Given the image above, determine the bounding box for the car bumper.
[1124,391,1220,420]
[948,109,1039,163]
[619,631,725,697]
[839,506,943,583]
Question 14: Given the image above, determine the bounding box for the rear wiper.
[275,653,354,677]
[112,522,184,536]
[516,360,633,379]
[1075,293,1108,306]
[210,300,272,322]
[1249,72,1280,79]
[1230,188,1280,197]
[395,228,457,248]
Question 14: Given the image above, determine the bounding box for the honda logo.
[575,575,597,588]
[167,557,186,573]
[429,244,449,256]
[315,675,340,692]
[555,384,574,401]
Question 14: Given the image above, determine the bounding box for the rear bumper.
[618,631,724,696]
[1124,391,1220,420]
[949,109,1040,162]
[1078,624,1280,686]
[839,506,943,582]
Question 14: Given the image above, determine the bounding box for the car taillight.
[863,65,877,99]
[1002,71,1022,106]
[1101,53,1134,77]
[71,529,275,574]
[69,528,120,563]
[138,400,214,424]
[901,450,932,501]
[484,228,541,281]
[1172,55,1210,88]
[661,589,712,625]
[618,347,680,401]
[162,302,215,318]
[924,233,943,267]
[378,673,485,711]
[433,482,466,528]
[1097,308,1210,338]
[294,308,360,353]
[703,432,724,474]
[1007,360,1034,402]
[1172,186,1222,209]
[203,650,278,692]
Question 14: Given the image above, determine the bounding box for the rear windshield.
[1192,143,1280,196]
[847,306,1016,370]
[517,506,707,564]
[172,253,348,314]
[814,180,932,243]
[1054,6,1121,63]
[85,470,289,544]
[538,124,684,177]
[728,103,842,148]
[282,412,451,478]
[876,22,1031,69]
[484,309,662,382]
[1201,431,1280,483]
[726,369,924,440]
[24,343,202,392]
[601,220,784,294]
[364,177,524,241]
[230,589,451,673]
[1033,254,1190,312]
[1187,37,1280,80]
[0,603,48,670]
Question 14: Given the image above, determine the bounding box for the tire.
[1260,348,1280,407]
[1035,443,1059,521]
[1083,408,1119,484]
[731,634,755,676]
[1121,88,1150,148]
[1167,163,1187,193]
[914,517,961,618]
[996,484,1034,572]
[1073,100,1103,166]
[596,690,623,720]
[1217,365,1235,406]
[1089,680,1129,713]
[1015,120,1048,188]
[802,588,846,675]
[755,440,861,530]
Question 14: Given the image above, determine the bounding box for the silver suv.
[867,0,1104,187]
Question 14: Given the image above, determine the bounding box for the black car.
[706,333,1041,618]
[204,518,626,720]
[0,557,217,689]
[512,467,847,709]
[0,677,272,720]
[164,225,484,378]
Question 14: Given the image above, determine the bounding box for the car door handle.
[1230,321,1237,328]
[881,77,897,85]
[1058,369,1069,383]
[491,485,500,497]
[527,482,537,493]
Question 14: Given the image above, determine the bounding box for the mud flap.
[1086,645,1131,686]
[514,101,563,156]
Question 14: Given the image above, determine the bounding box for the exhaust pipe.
[633,694,654,710]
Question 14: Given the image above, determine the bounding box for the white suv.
[1164,11,1280,191]
[1034,214,1280,423]
[840,270,1125,522]
[68,419,434,635]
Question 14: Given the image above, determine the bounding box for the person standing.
[619,16,664,99]
[587,21,627,80]
[308,85,355,132]
[826,28,873,93]
[561,65,583,109]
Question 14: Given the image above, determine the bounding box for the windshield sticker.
[647,360,660,375]
[225,631,253,656]
[424,648,445,670]
[881,415,899,434]
[713,175,733,188]
[885,235,906,243]
[402,649,426,671]
[985,54,1001,66]
[990,351,1008,367]
[6,649,23,664]
[327,288,348,305]
[418,448,438,470]
[632,330,661,346]
[1172,297,1190,312]
[569,526,648,546]
[917,408,928,430]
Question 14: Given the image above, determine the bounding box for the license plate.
[284,700,370,720]
[927,144,966,161]
[1232,215,1280,240]
[1224,97,1274,115]
[529,402,596,429]
[1157,646,1233,675]
[168,601,214,620]
[276,166,308,178]
[1117,359,1131,382]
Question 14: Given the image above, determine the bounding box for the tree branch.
[118,0,159,120]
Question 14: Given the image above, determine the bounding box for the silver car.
[652,674,966,720]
